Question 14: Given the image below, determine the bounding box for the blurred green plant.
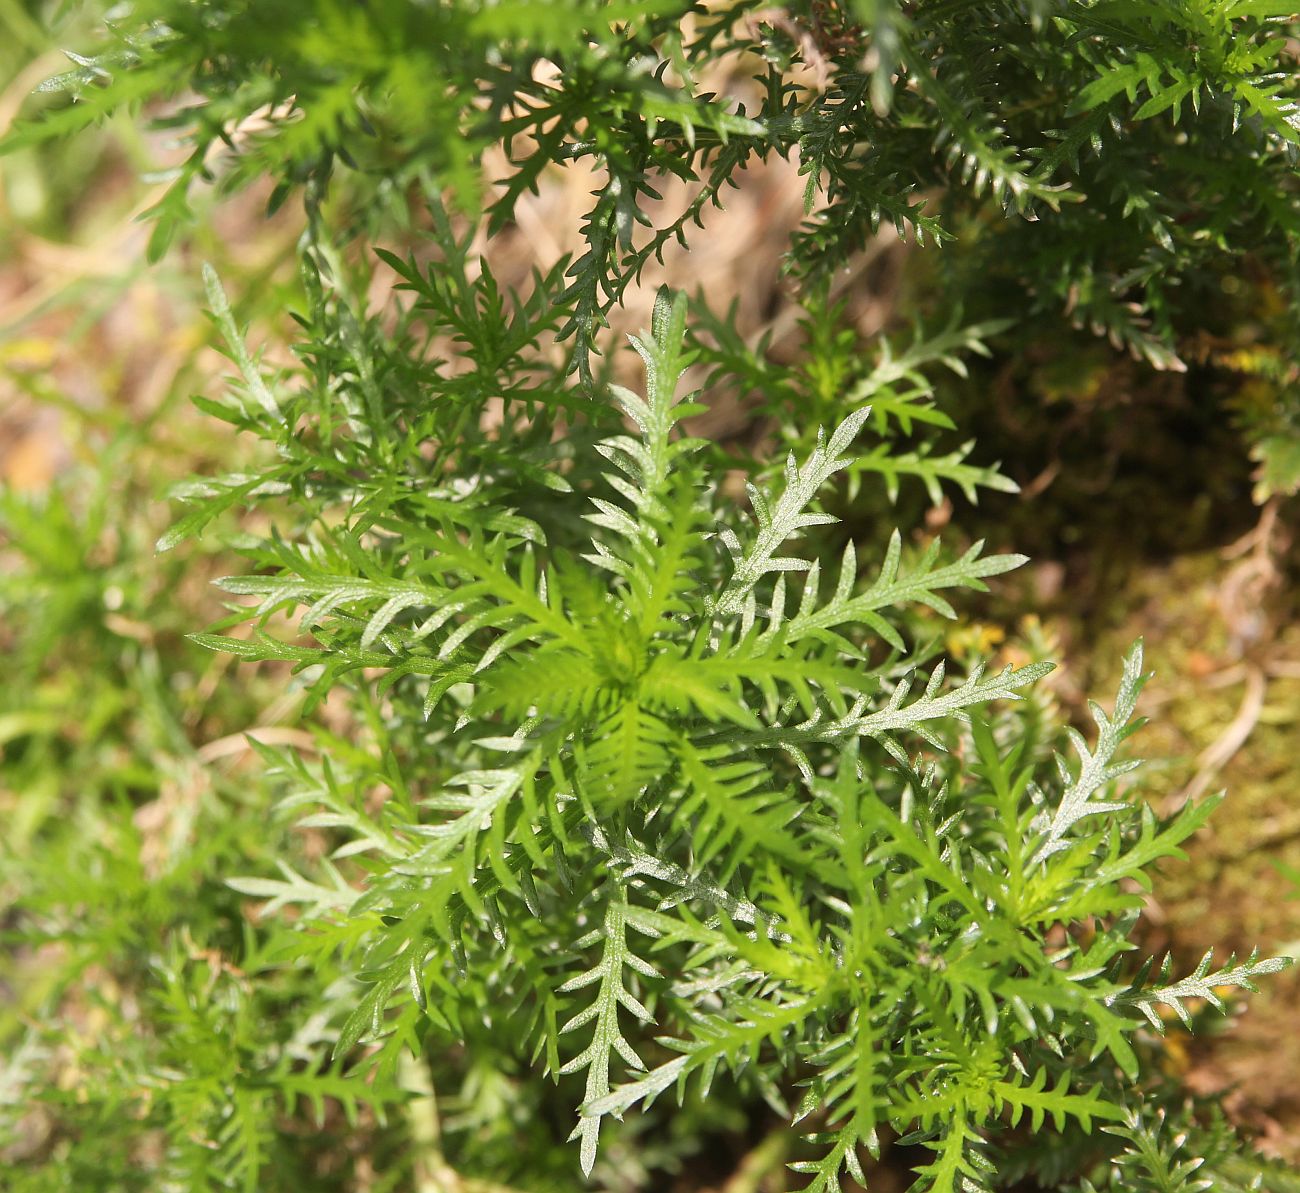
[9,0,1300,494]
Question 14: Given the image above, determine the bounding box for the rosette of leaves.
[201,290,1290,1189]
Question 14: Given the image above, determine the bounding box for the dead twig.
[1166,662,1268,813]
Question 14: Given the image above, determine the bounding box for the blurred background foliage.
[1,0,1299,1188]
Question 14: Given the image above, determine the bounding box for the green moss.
[1080,551,1300,1157]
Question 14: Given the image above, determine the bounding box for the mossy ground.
[1082,550,1300,1159]
[942,324,1300,1160]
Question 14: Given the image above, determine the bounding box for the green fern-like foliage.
[9,0,1300,482]
[5,3,1299,1189]
[176,290,1286,1189]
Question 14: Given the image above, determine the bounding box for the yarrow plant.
[10,0,1300,488]
[193,286,1291,1190]
[2,2,1298,1190]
